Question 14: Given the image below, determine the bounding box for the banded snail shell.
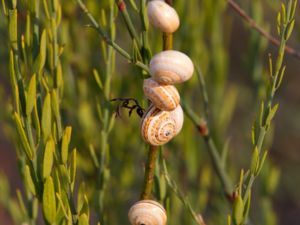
[150,50,194,85]
[147,0,180,33]
[140,104,184,146]
[128,200,167,225]
[143,78,180,111]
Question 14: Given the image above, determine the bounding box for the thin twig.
[227,0,300,60]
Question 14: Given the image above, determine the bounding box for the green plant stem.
[227,0,300,61]
[242,4,293,203]
[76,0,149,73]
[115,0,141,48]
[182,101,233,198]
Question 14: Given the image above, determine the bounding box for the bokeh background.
[0,0,300,224]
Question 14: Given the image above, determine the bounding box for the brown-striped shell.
[128,200,167,225]
[147,0,180,33]
[143,78,180,111]
[140,104,184,146]
[150,50,194,85]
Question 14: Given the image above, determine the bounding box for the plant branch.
[227,0,300,60]
[181,100,234,199]
[75,0,149,73]
[140,0,174,200]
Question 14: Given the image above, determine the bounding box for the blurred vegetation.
[0,0,299,225]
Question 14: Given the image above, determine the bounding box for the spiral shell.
[147,0,180,33]
[143,78,180,111]
[128,200,167,225]
[150,50,194,85]
[140,104,184,146]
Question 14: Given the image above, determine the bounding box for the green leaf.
[257,150,268,174]
[79,195,89,218]
[61,127,72,164]
[42,93,52,142]
[13,112,33,159]
[8,9,18,49]
[69,148,77,187]
[26,74,36,116]
[42,176,56,224]
[24,165,36,196]
[285,19,295,40]
[250,147,259,175]
[43,138,55,179]
[34,29,47,73]
[78,213,89,225]
[242,192,251,222]
[266,104,279,126]
[233,196,244,225]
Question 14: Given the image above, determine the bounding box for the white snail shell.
[128,200,167,225]
[147,0,180,33]
[150,50,194,85]
[143,78,180,111]
[140,104,184,146]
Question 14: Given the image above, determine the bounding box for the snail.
[143,78,180,111]
[128,200,167,225]
[147,0,180,33]
[140,104,183,146]
[149,50,194,85]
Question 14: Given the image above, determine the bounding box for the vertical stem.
[140,0,174,200]
[140,145,159,199]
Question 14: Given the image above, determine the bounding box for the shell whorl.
[150,50,194,85]
[140,104,184,146]
[147,0,180,33]
[128,200,167,225]
[143,78,180,111]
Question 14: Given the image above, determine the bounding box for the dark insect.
[111,98,145,118]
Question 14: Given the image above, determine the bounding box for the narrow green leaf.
[88,145,99,168]
[79,195,89,218]
[2,0,7,16]
[277,12,281,35]
[128,0,138,11]
[34,29,47,73]
[24,165,36,196]
[276,65,286,89]
[285,19,295,40]
[8,9,18,49]
[42,176,56,224]
[242,192,251,222]
[259,102,265,127]
[266,104,279,126]
[43,138,55,179]
[281,4,287,24]
[291,0,298,18]
[42,93,52,142]
[93,69,103,91]
[26,74,36,116]
[250,147,259,175]
[61,126,72,163]
[16,190,28,218]
[257,150,269,174]
[69,148,77,186]
[33,104,41,147]
[56,193,71,221]
[25,13,31,47]
[78,213,89,225]
[13,112,33,159]
[233,196,244,225]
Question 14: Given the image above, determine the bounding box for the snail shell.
[143,78,180,111]
[147,0,180,33]
[140,104,184,146]
[128,200,167,225]
[150,50,194,85]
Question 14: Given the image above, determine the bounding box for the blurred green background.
[0,0,300,224]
